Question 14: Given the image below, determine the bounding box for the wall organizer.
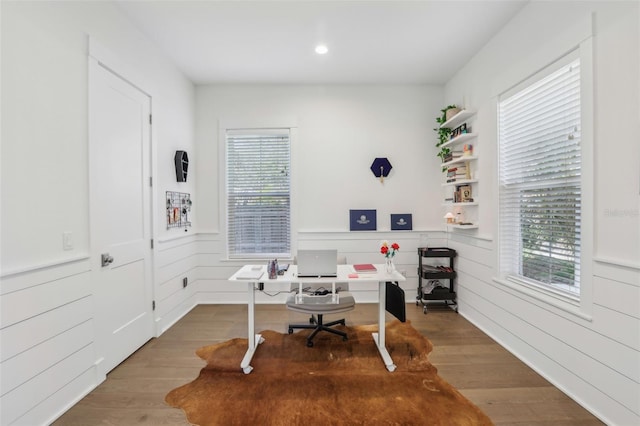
[166,191,192,229]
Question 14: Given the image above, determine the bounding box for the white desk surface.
[230,264,405,283]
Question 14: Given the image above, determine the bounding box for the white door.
[89,58,154,375]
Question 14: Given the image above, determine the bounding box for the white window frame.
[224,128,292,260]
[495,39,594,320]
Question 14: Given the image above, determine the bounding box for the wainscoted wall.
[1,1,194,423]
[154,234,201,335]
[0,259,97,426]
[441,3,640,424]
[196,231,447,306]
[449,234,639,425]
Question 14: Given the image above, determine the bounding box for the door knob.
[101,253,114,267]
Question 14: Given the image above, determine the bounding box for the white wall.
[192,85,448,303]
[196,84,445,234]
[443,2,639,425]
[0,1,195,424]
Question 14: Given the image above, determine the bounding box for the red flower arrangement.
[380,241,400,258]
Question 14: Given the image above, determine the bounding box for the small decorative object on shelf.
[380,241,399,273]
[444,212,455,224]
[458,185,472,202]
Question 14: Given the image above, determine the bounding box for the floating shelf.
[443,201,479,207]
[447,224,479,230]
[442,179,478,187]
[441,155,477,168]
[440,133,477,149]
[439,109,476,129]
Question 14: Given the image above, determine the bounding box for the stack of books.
[446,163,471,182]
[447,164,469,183]
[442,151,463,163]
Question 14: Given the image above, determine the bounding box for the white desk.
[229,263,406,374]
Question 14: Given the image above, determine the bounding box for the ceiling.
[115,0,528,85]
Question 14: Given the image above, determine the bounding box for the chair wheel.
[288,328,293,334]
[342,336,348,341]
[306,341,314,347]
[309,317,315,324]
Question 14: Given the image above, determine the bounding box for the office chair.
[286,256,356,347]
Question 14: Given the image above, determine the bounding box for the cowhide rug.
[166,320,493,425]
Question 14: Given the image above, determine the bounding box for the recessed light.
[315,44,328,55]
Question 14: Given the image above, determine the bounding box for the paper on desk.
[237,266,264,280]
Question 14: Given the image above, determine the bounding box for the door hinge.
[149,114,152,125]
[152,300,156,311]
[150,239,154,249]
[149,176,153,187]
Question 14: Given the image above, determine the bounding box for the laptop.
[296,249,338,278]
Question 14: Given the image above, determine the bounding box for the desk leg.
[372,280,396,372]
[241,281,264,374]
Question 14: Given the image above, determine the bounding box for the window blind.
[226,129,291,258]
[499,58,582,293]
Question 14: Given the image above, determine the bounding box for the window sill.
[492,276,592,322]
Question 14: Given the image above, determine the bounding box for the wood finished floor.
[53,303,603,425]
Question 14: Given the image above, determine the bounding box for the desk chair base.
[288,314,348,347]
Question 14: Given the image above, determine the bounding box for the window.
[498,53,582,297]
[226,129,291,258]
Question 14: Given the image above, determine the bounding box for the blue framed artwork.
[391,214,412,230]
[350,209,377,231]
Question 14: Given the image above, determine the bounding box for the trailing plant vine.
[434,105,457,171]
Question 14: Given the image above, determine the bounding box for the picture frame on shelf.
[458,185,473,202]
[391,214,412,230]
[349,209,377,231]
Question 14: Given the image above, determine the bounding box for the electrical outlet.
[63,232,73,250]
[182,277,188,288]
[258,282,264,291]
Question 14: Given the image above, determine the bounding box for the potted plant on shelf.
[434,105,459,171]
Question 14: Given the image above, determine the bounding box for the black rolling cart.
[416,247,457,314]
